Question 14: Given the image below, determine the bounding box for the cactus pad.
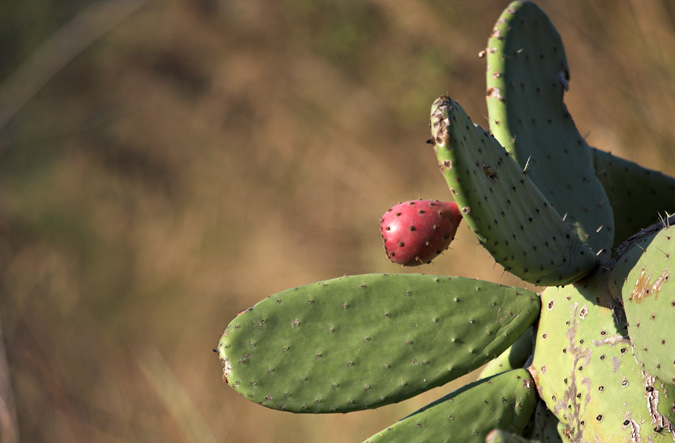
[218,274,539,413]
[485,1,614,259]
[430,96,598,285]
[612,222,675,385]
[479,327,533,380]
[530,400,570,443]
[485,429,533,443]
[531,271,675,441]
[364,369,536,442]
[591,148,675,246]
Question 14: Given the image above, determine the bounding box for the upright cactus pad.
[612,221,675,385]
[364,369,536,443]
[485,1,614,258]
[218,274,539,413]
[430,96,598,286]
[592,148,675,246]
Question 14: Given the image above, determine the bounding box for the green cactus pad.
[591,147,675,246]
[608,217,672,301]
[479,327,533,379]
[530,401,570,443]
[485,429,531,443]
[363,369,536,443]
[430,96,598,286]
[485,1,614,259]
[612,223,675,385]
[531,271,675,441]
[218,274,540,413]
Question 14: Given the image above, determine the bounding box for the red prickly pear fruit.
[380,199,462,266]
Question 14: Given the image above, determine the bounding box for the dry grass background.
[0,0,674,441]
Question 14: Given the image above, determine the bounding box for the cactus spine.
[216,2,675,441]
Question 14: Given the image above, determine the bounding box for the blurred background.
[0,0,673,441]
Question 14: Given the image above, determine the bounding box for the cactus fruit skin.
[430,96,598,286]
[485,1,614,259]
[218,273,540,413]
[380,200,461,266]
[363,369,536,443]
[591,148,675,247]
[531,268,675,442]
[612,222,675,385]
[479,327,533,380]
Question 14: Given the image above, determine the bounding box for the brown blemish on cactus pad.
[486,87,503,101]
[220,357,232,383]
[482,163,498,182]
[553,302,594,441]
[431,97,452,146]
[630,267,669,304]
[641,373,675,439]
[441,160,452,171]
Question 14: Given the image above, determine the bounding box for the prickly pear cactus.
[216,2,675,441]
